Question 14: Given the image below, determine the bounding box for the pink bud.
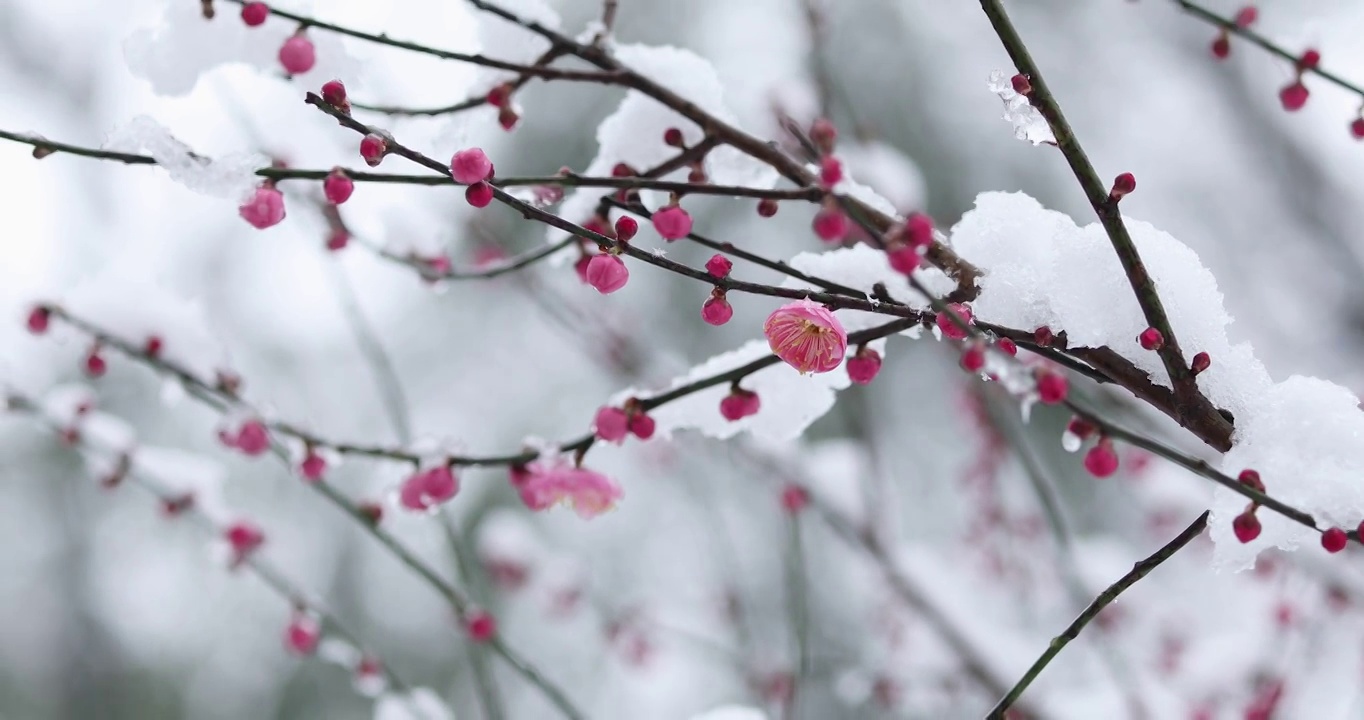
[574,254,593,284]
[664,127,685,147]
[320,79,348,107]
[498,106,521,131]
[399,466,459,511]
[615,216,639,242]
[225,520,265,565]
[705,254,733,278]
[26,306,50,334]
[84,349,107,378]
[1322,527,1349,554]
[1138,327,1164,351]
[702,292,733,326]
[960,344,985,372]
[451,148,494,184]
[300,451,326,482]
[323,168,354,204]
[465,610,497,642]
[1233,510,1261,543]
[809,118,837,154]
[1110,172,1136,202]
[781,484,810,513]
[486,83,513,108]
[1298,49,1321,71]
[846,348,882,385]
[819,156,843,188]
[240,2,269,27]
[757,199,779,218]
[278,34,316,75]
[719,389,761,421]
[1083,439,1119,478]
[585,254,629,294]
[1211,33,1231,60]
[812,206,848,242]
[887,246,920,275]
[904,213,935,249]
[935,303,973,340]
[1352,118,1364,140]
[238,185,286,229]
[594,406,630,443]
[1233,5,1257,27]
[628,412,655,440]
[1036,369,1068,404]
[1238,469,1265,493]
[465,181,494,208]
[234,420,271,456]
[1191,351,1211,376]
[1279,82,1309,111]
[326,229,349,251]
[998,337,1018,356]
[285,614,321,655]
[652,205,693,240]
[359,134,386,167]
[1010,74,1032,95]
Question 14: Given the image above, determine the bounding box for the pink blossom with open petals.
[516,461,622,519]
[763,299,847,374]
[399,465,459,511]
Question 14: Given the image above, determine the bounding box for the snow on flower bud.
[614,216,638,242]
[585,254,629,294]
[359,134,386,167]
[26,305,50,334]
[1233,509,1261,543]
[323,168,354,204]
[451,148,493,184]
[1083,438,1119,478]
[1035,369,1068,404]
[241,2,269,26]
[702,290,733,326]
[465,181,494,208]
[935,303,973,340]
[719,388,760,421]
[1322,527,1349,554]
[399,465,459,511]
[224,520,265,566]
[465,609,497,642]
[278,33,316,75]
[819,156,843,188]
[1061,417,1095,452]
[652,204,693,240]
[594,406,630,443]
[764,299,847,374]
[239,185,286,229]
[812,206,848,242]
[846,347,882,385]
[284,613,321,655]
[1138,327,1165,351]
[705,254,732,278]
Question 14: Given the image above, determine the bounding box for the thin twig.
[986,511,1210,719]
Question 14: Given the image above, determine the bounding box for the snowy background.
[3,0,1364,718]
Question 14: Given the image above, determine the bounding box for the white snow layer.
[950,191,1361,570]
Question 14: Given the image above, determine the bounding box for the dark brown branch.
[977,0,1232,449]
[987,511,1210,718]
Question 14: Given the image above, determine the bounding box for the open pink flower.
[516,461,622,519]
[399,465,459,511]
[763,299,847,374]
